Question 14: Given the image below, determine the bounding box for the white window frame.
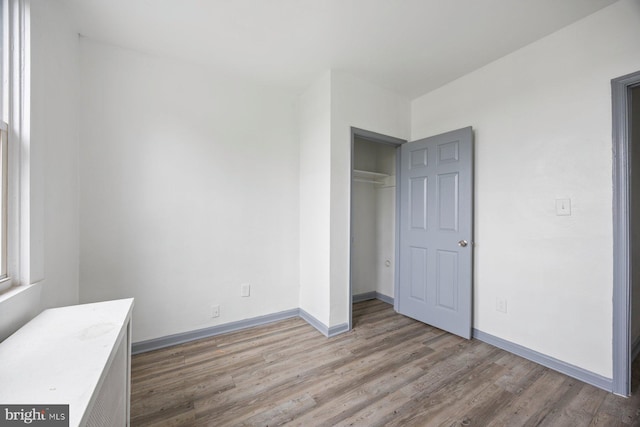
[0,121,8,283]
[0,0,29,294]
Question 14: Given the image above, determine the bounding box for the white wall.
[411,0,640,378]
[0,0,80,341]
[352,140,379,296]
[298,70,409,328]
[31,0,80,310]
[374,145,396,298]
[79,39,300,342]
[329,71,409,327]
[298,72,332,325]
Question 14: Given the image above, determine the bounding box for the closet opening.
[349,128,405,329]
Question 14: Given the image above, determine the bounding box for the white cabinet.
[0,298,134,426]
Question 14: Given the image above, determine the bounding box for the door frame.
[612,70,640,397]
[349,127,405,330]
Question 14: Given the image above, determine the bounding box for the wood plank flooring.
[131,300,640,426]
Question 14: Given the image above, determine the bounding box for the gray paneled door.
[397,127,473,339]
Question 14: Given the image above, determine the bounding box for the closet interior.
[351,137,398,303]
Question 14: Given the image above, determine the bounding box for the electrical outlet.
[496,298,507,314]
[241,283,250,297]
[211,305,220,318]
[556,198,571,216]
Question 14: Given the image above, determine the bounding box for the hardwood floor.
[131,300,640,426]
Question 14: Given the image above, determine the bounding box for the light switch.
[241,283,250,297]
[556,198,571,216]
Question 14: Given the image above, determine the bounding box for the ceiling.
[60,0,619,99]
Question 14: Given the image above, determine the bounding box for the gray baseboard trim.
[352,291,377,303]
[352,291,394,305]
[473,329,613,392]
[294,308,349,338]
[132,308,299,354]
[133,306,352,355]
[375,292,394,305]
[298,308,330,336]
[632,335,640,362]
[327,322,350,337]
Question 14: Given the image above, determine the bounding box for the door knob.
[458,240,468,247]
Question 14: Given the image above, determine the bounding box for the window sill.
[0,277,12,294]
[0,282,34,305]
[0,282,42,342]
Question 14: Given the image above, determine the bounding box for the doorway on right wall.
[630,85,640,390]
[612,70,640,397]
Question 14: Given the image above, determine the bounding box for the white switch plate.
[556,198,571,216]
[496,298,507,314]
[211,305,220,318]
[241,283,250,297]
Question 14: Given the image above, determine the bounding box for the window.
[0,0,5,119]
[0,0,26,293]
[0,121,9,280]
[0,121,6,280]
[0,0,9,290]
